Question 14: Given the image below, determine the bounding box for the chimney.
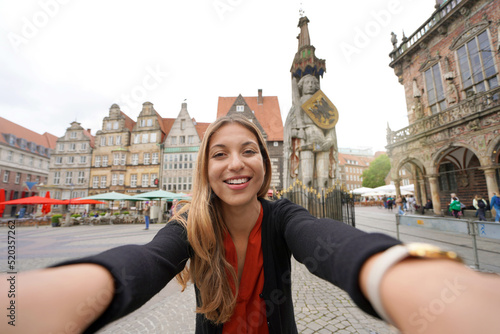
[257,89,263,105]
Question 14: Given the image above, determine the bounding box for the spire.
[297,16,311,49]
[290,16,326,80]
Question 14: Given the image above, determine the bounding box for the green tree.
[362,154,391,188]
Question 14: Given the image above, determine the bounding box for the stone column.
[394,178,401,198]
[411,165,421,206]
[482,167,499,217]
[428,175,442,215]
[419,178,428,204]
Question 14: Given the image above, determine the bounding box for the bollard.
[467,220,480,270]
[395,214,400,240]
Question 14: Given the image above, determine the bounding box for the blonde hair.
[175,115,272,323]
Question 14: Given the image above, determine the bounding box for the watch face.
[406,243,461,262]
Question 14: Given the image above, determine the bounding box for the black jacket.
[56,198,400,333]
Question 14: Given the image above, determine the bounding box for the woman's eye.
[244,149,257,155]
[212,152,225,158]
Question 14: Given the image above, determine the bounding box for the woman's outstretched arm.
[1,264,114,333]
[360,254,500,334]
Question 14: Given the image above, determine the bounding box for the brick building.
[387,0,500,214]
[217,89,284,192]
[0,117,57,217]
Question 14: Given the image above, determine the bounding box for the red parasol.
[0,196,67,205]
[0,189,5,217]
[62,197,106,205]
[41,191,52,215]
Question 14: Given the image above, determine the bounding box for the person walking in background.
[449,197,462,218]
[396,195,404,215]
[491,192,500,223]
[143,201,151,230]
[407,195,416,213]
[475,195,487,221]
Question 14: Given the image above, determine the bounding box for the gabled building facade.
[0,117,57,216]
[387,0,500,214]
[89,104,135,196]
[161,103,209,192]
[125,102,167,194]
[217,89,284,191]
[46,121,94,212]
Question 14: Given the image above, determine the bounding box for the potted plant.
[51,214,63,227]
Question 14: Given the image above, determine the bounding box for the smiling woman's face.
[207,123,265,210]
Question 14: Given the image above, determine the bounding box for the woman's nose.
[228,154,244,171]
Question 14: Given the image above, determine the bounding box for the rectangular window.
[116,136,122,145]
[132,154,138,165]
[65,171,73,185]
[69,143,76,151]
[58,143,64,151]
[113,153,120,165]
[236,105,244,112]
[134,134,140,144]
[113,122,119,130]
[121,153,126,165]
[81,143,87,150]
[438,163,457,191]
[93,176,99,188]
[119,174,124,186]
[171,137,177,145]
[457,30,498,95]
[142,134,148,143]
[150,133,157,143]
[15,173,20,184]
[131,174,137,187]
[95,156,101,167]
[56,156,63,164]
[100,176,107,188]
[152,152,158,164]
[53,171,60,185]
[100,137,106,146]
[112,174,117,186]
[144,153,150,165]
[78,171,85,184]
[425,63,446,114]
[150,173,157,187]
[108,136,114,146]
[188,135,194,144]
[80,156,86,164]
[68,156,75,164]
[147,119,153,127]
[180,136,185,144]
[102,156,108,167]
[142,174,149,187]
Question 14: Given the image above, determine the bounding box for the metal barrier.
[396,214,500,270]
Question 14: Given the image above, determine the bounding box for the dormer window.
[8,135,16,146]
[236,105,244,112]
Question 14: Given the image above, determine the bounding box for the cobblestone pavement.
[0,210,407,333]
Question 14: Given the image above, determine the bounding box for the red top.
[222,205,268,334]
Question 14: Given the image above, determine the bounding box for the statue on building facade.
[284,16,339,190]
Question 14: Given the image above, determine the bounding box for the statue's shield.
[301,90,339,129]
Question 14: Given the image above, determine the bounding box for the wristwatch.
[366,243,463,325]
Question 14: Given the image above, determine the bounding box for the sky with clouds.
[0,0,436,152]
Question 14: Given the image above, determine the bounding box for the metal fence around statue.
[273,180,355,227]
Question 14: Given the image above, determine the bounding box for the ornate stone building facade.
[89,104,135,198]
[0,117,57,216]
[46,121,94,212]
[387,0,500,215]
[161,103,209,193]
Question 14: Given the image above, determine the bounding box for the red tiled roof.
[193,119,211,140]
[161,118,176,136]
[0,117,57,155]
[217,95,283,141]
[338,153,374,166]
[120,111,136,132]
[82,129,95,148]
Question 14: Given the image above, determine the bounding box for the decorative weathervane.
[299,2,305,17]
